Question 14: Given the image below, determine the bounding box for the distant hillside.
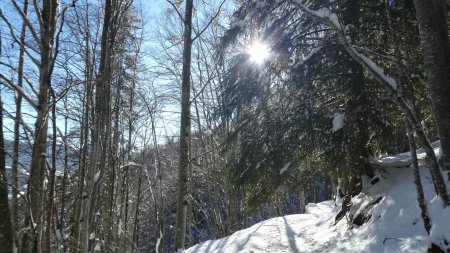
[3,139,77,195]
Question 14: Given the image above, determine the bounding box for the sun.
[248,42,270,64]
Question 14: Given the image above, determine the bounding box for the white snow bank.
[370,141,441,168]
[185,142,450,253]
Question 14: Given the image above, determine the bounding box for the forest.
[0,0,450,252]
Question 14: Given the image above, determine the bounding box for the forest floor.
[184,142,450,252]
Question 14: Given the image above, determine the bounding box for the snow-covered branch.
[294,46,323,68]
[120,162,145,169]
[292,0,450,206]
[292,0,398,93]
[0,73,38,110]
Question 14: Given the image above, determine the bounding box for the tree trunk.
[70,6,93,251]
[43,91,57,253]
[111,75,123,253]
[70,47,92,253]
[149,106,164,253]
[299,189,306,214]
[413,0,450,180]
[23,1,59,252]
[175,0,194,249]
[340,0,373,197]
[59,97,69,253]
[0,87,14,253]
[12,1,28,249]
[132,177,142,251]
[406,122,432,234]
[192,82,221,237]
[79,0,113,251]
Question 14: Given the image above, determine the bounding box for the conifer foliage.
[0,0,449,252]
[219,0,450,229]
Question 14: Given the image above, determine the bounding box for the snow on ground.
[185,143,450,253]
[370,141,441,168]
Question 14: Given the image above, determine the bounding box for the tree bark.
[70,4,95,251]
[342,0,375,195]
[175,0,194,250]
[149,104,164,253]
[132,177,142,251]
[299,189,306,214]
[12,2,28,249]
[59,97,69,252]
[79,0,113,251]
[0,86,14,253]
[43,91,57,253]
[26,1,59,251]
[413,0,450,180]
[406,122,432,234]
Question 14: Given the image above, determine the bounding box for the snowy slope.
[185,144,450,253]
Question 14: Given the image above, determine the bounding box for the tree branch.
[291,1,398,93]
[10,0,42,49]
[0,73,38,109]
[0,9,41,66]
[165,0,185,25]
[192,0,227,42]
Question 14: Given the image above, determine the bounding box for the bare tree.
[0,0,72,251]
[175,0,194,249]
[68,1,99,251]
[78,0,133,251]
[10,0,29,249]
[78,0,114,250]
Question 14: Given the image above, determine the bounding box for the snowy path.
[185,168,435,253]
[184,201,338,253]
[184,143,450,253]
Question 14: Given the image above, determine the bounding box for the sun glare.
[248,42,270,64]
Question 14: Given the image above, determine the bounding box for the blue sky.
[1,0,236,146]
